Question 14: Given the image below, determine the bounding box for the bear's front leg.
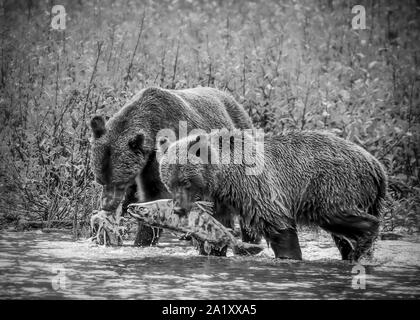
[134,223,162,246]
[213,202,261,244]
[121,175,165,246]
[239,217,262,244]
[267,228,303,260]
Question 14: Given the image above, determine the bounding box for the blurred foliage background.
[0,0,419,235]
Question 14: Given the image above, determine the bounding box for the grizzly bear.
[89,86,259,250]
[158,129,387,261]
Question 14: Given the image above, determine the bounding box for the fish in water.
[127,200,264,256]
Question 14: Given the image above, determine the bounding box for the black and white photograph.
[0,0,419,302]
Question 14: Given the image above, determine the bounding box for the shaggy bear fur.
[158,129,387,261]
[90,86,257,248]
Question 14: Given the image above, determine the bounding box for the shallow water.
[0,230,419,299]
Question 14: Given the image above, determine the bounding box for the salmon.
[127,199,264,256]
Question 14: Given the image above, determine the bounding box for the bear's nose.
[173,207,187,217]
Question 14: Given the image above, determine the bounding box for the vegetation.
[0,0,418,235]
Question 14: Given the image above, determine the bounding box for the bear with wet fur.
[158,129,387,261]
[89,86,255,247]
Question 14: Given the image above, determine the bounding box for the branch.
[124,10,146,88]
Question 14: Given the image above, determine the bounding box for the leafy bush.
[0,0,418,234]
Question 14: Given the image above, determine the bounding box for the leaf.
[339,89,350,101]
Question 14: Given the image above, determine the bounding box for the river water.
[0,230,419,299]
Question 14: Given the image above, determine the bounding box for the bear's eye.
[184,181,191,189]
[128,134,144,153]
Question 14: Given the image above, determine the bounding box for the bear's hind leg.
[351,231,378,262]
[331,235,353,260]
[267,228,303,260]
[320,212,380,262]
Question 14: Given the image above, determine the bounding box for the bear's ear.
[90,115,106,139]
[157,137,169,154]
[128,133,144,153]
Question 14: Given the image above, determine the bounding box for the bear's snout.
[173,207,188,217]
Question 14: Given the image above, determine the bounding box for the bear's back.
[175,87,253,130]
[266,131,385,180]
[265,131,387,216]
[108,87,252,134]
